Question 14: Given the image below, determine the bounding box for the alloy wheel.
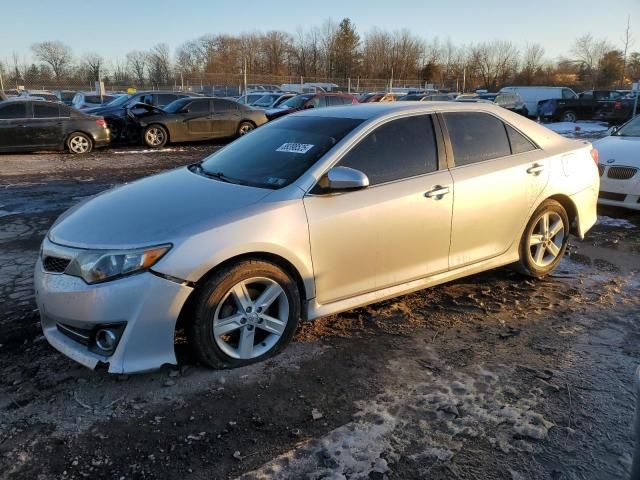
[69,135,90,154]
[238,123,254,135]
[212,277,289,360]
[145,127,165,146]
[528,211,565,268]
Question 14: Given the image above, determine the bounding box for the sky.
[1,0,639,63]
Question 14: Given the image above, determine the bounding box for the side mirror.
[610,126,619,135]
[317,166,369,193]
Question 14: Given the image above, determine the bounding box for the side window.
[139,94,154,105]
[213,99,238,112]
[338,115,438,185]
[506,125,536,154]
[155,94,178,107]
[326,96,343,107]
[187,99,210,113]
[581,91,593,100]
[33,103,60,118]
[444,112,511,166]
[59,105,72,117]
[0,103,27,119]
[562,88,576,99]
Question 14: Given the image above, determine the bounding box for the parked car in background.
[19,90,60,102]
[593,115,640,210]
[72,91,120,110]
[55,90,77,106]
[399,93,457,102]
[264,92,358,120]
[235,93,271,105]
[246,83,282,93]
[250,93,296,109]
[132,97,267,148]
[477,92,528,116]
[359,92,406,103]
[594,94,640,125]
[34,102,598,373]
[499,86,578,118]
[0,99,109,154]
[84,90,200,141]
[538,90,625,122]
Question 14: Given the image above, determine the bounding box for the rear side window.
[338,115,438,185]
[213,99,238,112]
[33,103,60,118]
[0,103,27,119]
[506,125,536,154]
[326,96,344,107]
[444,112,511,166]
[156,94,178,107]
[187,99,210,113]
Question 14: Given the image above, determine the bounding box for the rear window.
[444,112,511,166]
[200,116,363,189]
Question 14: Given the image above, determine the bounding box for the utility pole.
[243,57,248,95]
[0,71,4,91]
[462,67,466,93]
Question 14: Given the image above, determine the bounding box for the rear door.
[30,103,63,148]
[303,114,453,304]
[183,99,212,138]
[442,111,548,268]
[0,102,30,150]
[211,99,241,137]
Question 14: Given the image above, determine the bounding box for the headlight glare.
[66,245,171,284]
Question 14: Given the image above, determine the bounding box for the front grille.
[597,165,605,177]
[600,191,627,202]
[43,256,71,273]
[56,323,92,345]
[607,166,638,180]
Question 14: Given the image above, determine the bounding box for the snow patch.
[598,216,636,229]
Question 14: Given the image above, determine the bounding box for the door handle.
[425,185,450,198]
[527,164,544,175]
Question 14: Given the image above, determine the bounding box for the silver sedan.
[34,102,599,373]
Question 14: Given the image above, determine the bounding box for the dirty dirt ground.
[0,141,639,480]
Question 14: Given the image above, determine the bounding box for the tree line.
[2,17,639,92]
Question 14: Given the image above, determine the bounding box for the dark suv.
[263,93,358,120]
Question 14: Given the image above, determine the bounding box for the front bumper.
[597,166,640,211]
[34,257,193,373]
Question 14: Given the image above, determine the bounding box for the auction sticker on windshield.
[276,143,314,154]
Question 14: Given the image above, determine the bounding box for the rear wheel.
[561,110,577,122]
[516,199,569,278]
[143,124,168,148]
[66,132,93,154]
[188,259,301,369]
[237,121,255,137]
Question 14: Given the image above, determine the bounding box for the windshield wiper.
[189,163,247,185]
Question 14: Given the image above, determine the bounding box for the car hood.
[49,167,273,249]
[594,135,640,165]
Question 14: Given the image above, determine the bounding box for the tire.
[143,124,168,148]
[188,259,301,369]
[561,110,577,123]
[66,132,93,154]
[237,121,255,137]
[515,199,569,278]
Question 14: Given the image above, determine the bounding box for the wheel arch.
[175,251,310,334]
[543,193,579,235]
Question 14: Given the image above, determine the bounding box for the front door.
[303,114,453,305]
[183,99,212,138]
[442,111,549,269]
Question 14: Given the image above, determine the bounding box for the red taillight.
[590,148,599,165]
[96,118,107,128]
[614,100,622,110]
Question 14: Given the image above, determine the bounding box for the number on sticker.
[276,143,314,154]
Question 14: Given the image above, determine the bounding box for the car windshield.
[198,116,363,189]
[105,94,132,107]
[281,95,313,109]
[163,98,190,113]
[252,94,279,107]
[85,95,114,104]
[616,115,640,137]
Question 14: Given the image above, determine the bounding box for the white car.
[499,86,578,118]
[594,115,640,210]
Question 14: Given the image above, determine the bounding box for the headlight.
[65,244,171,284]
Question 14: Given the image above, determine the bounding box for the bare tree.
[572,34,613,87]
[621,16,634,87]
[472,40,519,90]
[521,43,545,85]
[81,52,105,82]
[31,41,73,79]
[126,50,147,84]
[147,44,172,86]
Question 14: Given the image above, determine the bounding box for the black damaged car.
[131,97,268,148]
[0,99,109,154]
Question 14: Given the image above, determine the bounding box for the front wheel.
[143,124,168,148]
[188,259,301,369]
[516,199,569,278]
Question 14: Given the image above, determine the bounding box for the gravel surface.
[0,140,638,479]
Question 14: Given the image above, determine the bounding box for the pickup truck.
[537,90,626,122]
[594,94,640,124]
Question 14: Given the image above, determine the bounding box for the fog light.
[95,328,118,352]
